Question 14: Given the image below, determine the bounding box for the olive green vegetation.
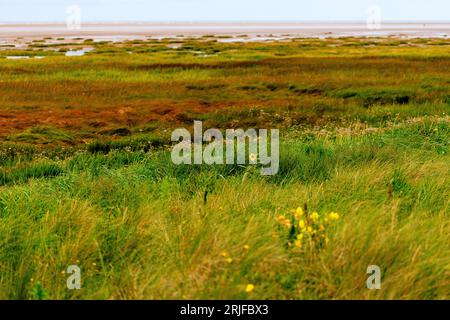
[0,37,449,300]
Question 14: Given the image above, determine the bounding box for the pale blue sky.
[0,0,449,22]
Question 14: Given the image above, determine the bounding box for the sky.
[0,0,449,22]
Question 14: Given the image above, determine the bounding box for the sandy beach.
[0,22,449,42]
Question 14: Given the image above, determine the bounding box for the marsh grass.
[0,117,448,299]
[6,126,75,145]
[0,37,449,300]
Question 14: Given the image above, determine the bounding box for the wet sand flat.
[0,22,449,41]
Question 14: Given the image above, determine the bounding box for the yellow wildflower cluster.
[221,251,233,264]
[276,207,340,251]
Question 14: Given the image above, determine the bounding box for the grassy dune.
[0,37,449,299]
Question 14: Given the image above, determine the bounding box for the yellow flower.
[329,212,340,220]
[245,284,255,293]
[296,234,303,240]
[221,251,229,257]
[311,212,319,222]
[243,244,250,251]
[299,220,306,229]
[307,226,313,233]
[295,207,304,218]
[294,240,302,248]
[226,257,233,264]
[275,215,285,222]
[319,225,325,231]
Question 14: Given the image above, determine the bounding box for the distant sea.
[0,22,449,41]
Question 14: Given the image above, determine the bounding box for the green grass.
[0,37,449,300]
[0,117,448,299]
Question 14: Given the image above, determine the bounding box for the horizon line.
[1,20,449,24]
